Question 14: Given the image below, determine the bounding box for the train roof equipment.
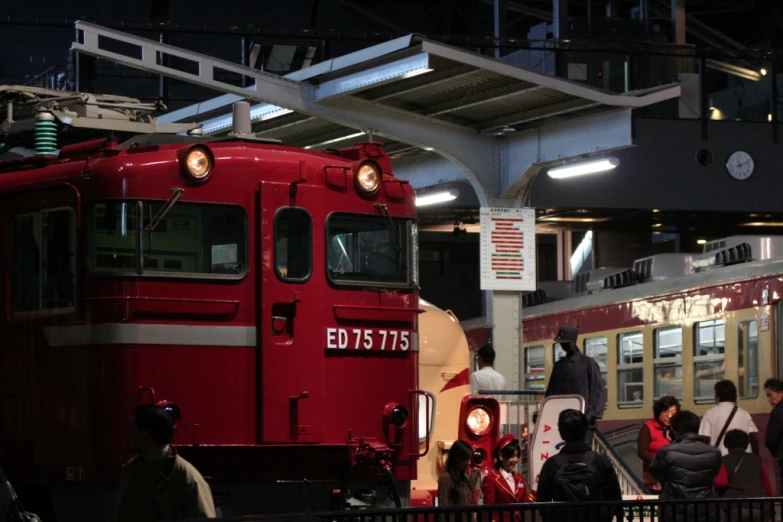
[524,235,783,315]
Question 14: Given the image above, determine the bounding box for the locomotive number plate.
[325,328,416,352]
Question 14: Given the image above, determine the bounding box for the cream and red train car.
[520,236,783,488]
[411,300,499,505]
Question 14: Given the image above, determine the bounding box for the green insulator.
[34,118,58,155]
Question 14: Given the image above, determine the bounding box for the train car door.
[258,181,324,443]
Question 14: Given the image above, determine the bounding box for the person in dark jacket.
[545,327,606,444]
[536,409,622,522]
[650,410,724,522]
[764,378,783,492]
[719,429,772,522]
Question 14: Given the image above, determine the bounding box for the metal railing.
[197,497,783,522]
[602,423,644,483]
[592,427,649,497]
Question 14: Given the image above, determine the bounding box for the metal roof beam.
[421,83,545,116]
[72,21,497,201]
[477,0,554,22]
[335,0,409,34]
[364,64,478,101]
[477,98,600,131]
[315,53,432,101]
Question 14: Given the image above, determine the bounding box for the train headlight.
[384,402,409,428]
[466,406,492,436]
[184,147,213,181]
[471,448,487,465]
[355,162,380,193]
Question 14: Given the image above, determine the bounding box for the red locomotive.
[0,87,426,519]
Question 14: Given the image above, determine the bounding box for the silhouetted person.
[545,327,606,444]
[116,405,216,522]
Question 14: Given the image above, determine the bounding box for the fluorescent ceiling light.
[538,216,611,223]
[547,157,619,179]
[741,222,783,227]
[416,190,457,207]
[304,132,365,149]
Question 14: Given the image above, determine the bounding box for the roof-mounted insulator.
[34,111,57,156]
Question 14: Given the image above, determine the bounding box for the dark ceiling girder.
[334,0,410,34]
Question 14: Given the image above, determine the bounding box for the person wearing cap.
[116,405,216,522]
[481,435,532,521]
[470,345,507,401]
[545,326,606,444]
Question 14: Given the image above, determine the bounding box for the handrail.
[593,428,650,495]
[602,422,643,438]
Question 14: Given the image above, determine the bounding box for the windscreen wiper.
[145,187,184,231]
[373,203,401,252]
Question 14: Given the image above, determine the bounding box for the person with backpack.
[649,410,726,522]
[535,409,622,522]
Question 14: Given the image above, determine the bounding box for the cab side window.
[275,208,312,282]
[12,208,76,314]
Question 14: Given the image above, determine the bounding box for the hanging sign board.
[479,207,536,291]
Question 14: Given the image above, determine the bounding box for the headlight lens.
[472,448,486,465]
[391,405,409,428]
[185,147,212,181]
[466,407,491,436]
[356,162,380,193]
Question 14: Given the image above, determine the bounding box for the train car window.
[584,337,608,385]
[524,345,545,390]
[275,208,312,282]
[11,208,76,315]
[87,201,247,277]
[325,213,414,288]
[694,319,726,403]
[617,332,644,408]
[553,343,566,362]
[654,327,683,399]
[738,320,759,399]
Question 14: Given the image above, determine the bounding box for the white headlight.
[466,407,492,436]
[184,147,212,181]
[356,162,380,193]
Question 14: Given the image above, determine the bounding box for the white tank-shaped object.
[413,299,472,496]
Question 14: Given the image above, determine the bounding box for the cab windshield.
[326,213,416,288]
[86,200,247,277]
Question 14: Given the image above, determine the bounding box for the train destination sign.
[479,207,536,291]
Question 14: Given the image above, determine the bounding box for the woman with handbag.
[638,396,679,493]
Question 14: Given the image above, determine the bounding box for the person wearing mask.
[437,440,481,507]
[650,410,726,522]
[117,405,216,522]
[764,378,783,492]
[545,327,606,444]
[638,396,680,493]
[719,429,772,522]
[470,345,507,401]
[699,380,759,455]
[481,435,532,520]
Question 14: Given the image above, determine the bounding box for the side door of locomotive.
[258,181,325,443]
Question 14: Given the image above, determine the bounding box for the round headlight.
[466,407,492,436]
[355,162,380,193]
[472,448,487,465]
[184,147,212,181]
[391,405,409,428]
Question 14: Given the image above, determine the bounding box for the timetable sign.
[479,207,536,291]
